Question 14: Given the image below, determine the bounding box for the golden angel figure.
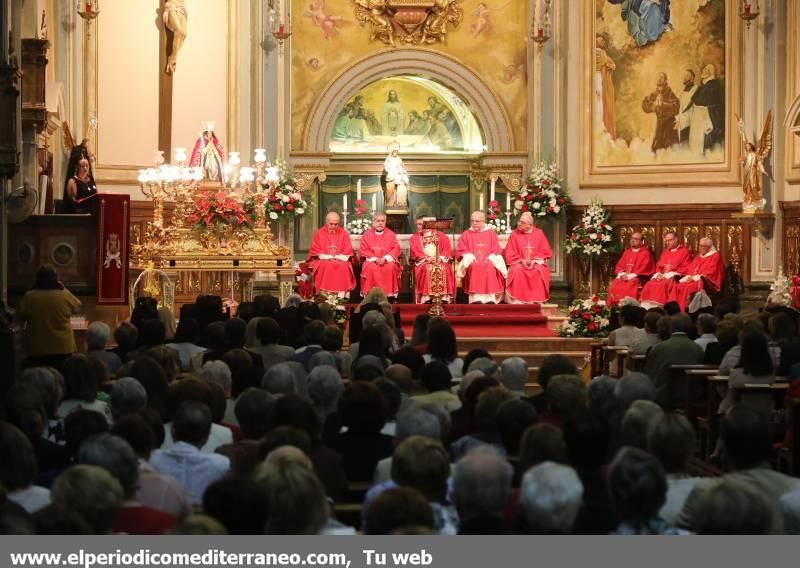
[737,111,773,212]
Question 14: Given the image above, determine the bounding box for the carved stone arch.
[302,49,515,153]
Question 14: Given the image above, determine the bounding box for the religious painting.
[328,75,484,154]
[581,0,743,188]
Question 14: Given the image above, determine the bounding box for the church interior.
[2,0,800,536]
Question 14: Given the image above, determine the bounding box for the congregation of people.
[2,259,800,535]
[308,210,552,304]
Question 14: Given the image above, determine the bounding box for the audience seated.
[50,465,123,534]
[363,487,435,535]
[644,313,704,409]
[412,361,460,411]
[166,318,206,371]
[628,311,663,356]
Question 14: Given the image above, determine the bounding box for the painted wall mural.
[290,0,528,152]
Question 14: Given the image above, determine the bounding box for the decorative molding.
[780,200,800,275]
[786,1,800,182]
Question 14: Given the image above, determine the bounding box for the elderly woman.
[17,265,82,367]
[84,321,122,374]
[51,465,124,534]
[520,461,583,534]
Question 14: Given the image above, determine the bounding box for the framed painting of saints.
[580,0,743,188]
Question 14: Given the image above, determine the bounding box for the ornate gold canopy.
[353,0,464,47]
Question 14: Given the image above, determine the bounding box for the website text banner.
[0,536,777,568]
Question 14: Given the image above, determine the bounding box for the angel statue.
[737,111,773,213]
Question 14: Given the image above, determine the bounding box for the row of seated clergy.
[307,211,553,304]
[607,231,725,312]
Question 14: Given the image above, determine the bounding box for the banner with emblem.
[96,193,130,305]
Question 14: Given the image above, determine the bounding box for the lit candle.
[506,192,511,212]
[479,193,484,211]
[357,179,362,200]
[343,193,348,211]
[372,193,377,211]
[744,2,751,16]
[538,27,544,38]
[86,2,93,15]
[490,178,496,203]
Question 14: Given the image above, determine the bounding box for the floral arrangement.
[258,159,307,220]
[346,199,372,235]
[514,161,570,220]
[564,198,618,256]
[315,292,348,327]
[187,190,254,231]
[766,267,795,307]
[295,261,313,299]
[558,295,612,338]
[485,199,508,234]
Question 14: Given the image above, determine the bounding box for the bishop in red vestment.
[307,212,355,296]
[606,232,656,306]
[456,211,507,304]
[671,238,725,312]
[359,213,402,298]
[503,213,553,303]
[409,217,455,303]
[639,232,691,309]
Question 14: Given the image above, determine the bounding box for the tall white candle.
[490,178,496,203]
[479,192,484,211]
[506,192,511,212]
[372,193,377,211]
[343,193,348,211]
[357,179,362,200]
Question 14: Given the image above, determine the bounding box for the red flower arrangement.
[186,191,254,231]
[346,199,372,235]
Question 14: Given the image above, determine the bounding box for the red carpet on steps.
[395,303,555,338]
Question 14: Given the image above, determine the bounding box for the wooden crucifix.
[158,0,187,161]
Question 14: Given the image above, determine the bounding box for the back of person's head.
[475,386,515,431]
[648,413,695,475]
[656,315,673,339]
[202,476,268,535]
[64,409,110,458]
[563,412,610,468]
[426,319,457,362]
[619,304,640,326]
[139,319,166,348]
[254,454,328,534]
[697,313,718,335]
[165,377,213,419]
[124,355,169,419]
[308,365,343,417]
[200,360,232,396]
[420,361,452,393]
[339,382,387,435]
[737,328,774,376]
[144,345,180,380]
[390,346,426,381]
[546,375,586,417]
[0,421,37,491]
[720,407,773,471]
[691,479,773,534]
[374,378,402,421]
[173,317,200,344]
[33,504,92,535]
[361,308,387,329]
[769,312,797,343]
[204,321,227,351]
[321,325,344,352]
[608,447,667,526]
[110,377,147,422]
[363,486,434,535]
[411,313,432,346]
[33,264,60,289]
[452,446,513,518]
[308,350,338,372]
[172,401,212,446]
[664,301,681,316]
[467,357,498,377]
[2,384,48,440]
[253,294,280,318]
[62,354,97,402]
[351,354,385,381]
[110,414,157,460]
[670,312,693,333]
[614,372,655,411]
[587,376,618,413]
[77,433,139,499]
[643,311,661,334]
[462,349,491,377]
[384,364,415,394]
[520,461,583,534]
[235,388,275,440]
[51,465,124,533]
[519,424,568,473]
[259,428,313,461]
[262,362,297,396]
[223,317,246,349]
[500,357,528,394]
[621,400,664,450]
[20,366,63,418]
[255,317,282,346]
[358,323,392,361]
[223,348,257,397]
[272,393,321,443]
[715,320,740,348]
[537,355,578,391]
[114,322,138,350]
[86,321,112,350]
[394,406,441,443]
[391,436,450,502]
[303,320,326,346]
[496,399,538,455]
[463,376,500,415]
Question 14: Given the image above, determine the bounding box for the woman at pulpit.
[63,146,98,214]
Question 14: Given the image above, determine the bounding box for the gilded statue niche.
[352,0,464,47]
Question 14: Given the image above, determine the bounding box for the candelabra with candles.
[269,1,292,50]
[739,0,760,29]
[530,0,552,47]
[137,150,203,230]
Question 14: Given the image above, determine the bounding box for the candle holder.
[739,1,760,29]
[342,210,350,228]
[505,211,512,234]
[530,0,552,47]
[77,1,100,22]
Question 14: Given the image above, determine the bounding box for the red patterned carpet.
[396,303,554,338]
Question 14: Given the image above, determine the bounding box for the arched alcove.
[302,49,515,154]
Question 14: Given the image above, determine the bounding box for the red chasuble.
[606,247,656,306]
[409,229,455,302]
[639,245,691,308]
[307,226,356,294]
[456,228,505,296]
[671,250,725,312]
[503,227,553,303]
[359,227,402,297]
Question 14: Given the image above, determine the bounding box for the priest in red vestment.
[358,213,402,299]
[671,237,725,312]
[639,231,691,310]
[409,217,455,303]
[307,211,356,297]
[456,211,507,304]
[606,232,656,306]
[503,212,553,303]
